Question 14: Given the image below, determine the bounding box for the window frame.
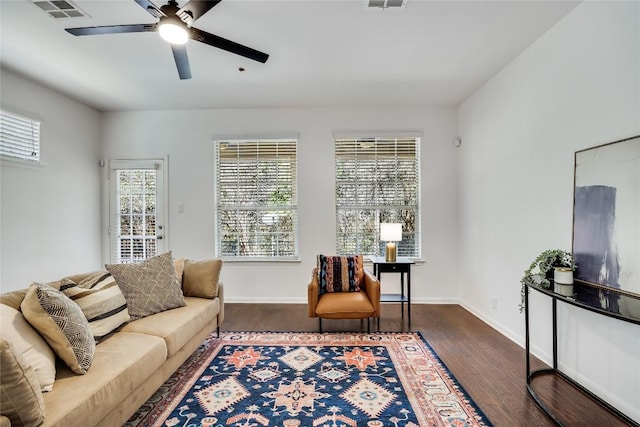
[334,132,422,259]
[214,137,299,261]
[0,109,41,164]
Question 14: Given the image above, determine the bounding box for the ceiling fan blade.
[171,45,192,80]
[191,27,269,63]
[66,24,157,36]
[134,0,165,18]
[177,0,221,23]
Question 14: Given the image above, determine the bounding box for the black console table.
[524,280,640,426]
[369,256,414,326]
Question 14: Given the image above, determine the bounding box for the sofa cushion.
[61,272,131,340]
[42,332,166,427]
[0,305,56,392]
[21,282,96,375]
[120,297,219,357]
[182,259,222,299]
[106,251,185,321]
[317,254,363,294]
[0,339,45,426]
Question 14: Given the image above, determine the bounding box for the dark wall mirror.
[572,135,640,298]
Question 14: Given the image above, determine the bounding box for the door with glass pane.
[109,159,166,263]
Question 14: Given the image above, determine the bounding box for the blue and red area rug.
[125,332,493,426]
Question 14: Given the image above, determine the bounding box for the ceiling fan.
[65,0,269,80]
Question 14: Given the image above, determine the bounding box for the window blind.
[335,137,420,257]
[0,110,41,162]
[215,139,298,259]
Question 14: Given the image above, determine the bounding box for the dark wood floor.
[221,303,633,427]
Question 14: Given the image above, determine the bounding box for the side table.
[369,256,415,326]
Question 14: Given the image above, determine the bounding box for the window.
[335,135,421,258]
[0,110,40,163]
[215,138,298,260]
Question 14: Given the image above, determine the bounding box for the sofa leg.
[367,317,370,333]
[217,326,220,338]
[319,318,323,333]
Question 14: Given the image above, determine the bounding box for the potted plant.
[519,249,576,312]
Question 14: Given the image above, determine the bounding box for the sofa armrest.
[308,268,319,318]
[362,269,381,317]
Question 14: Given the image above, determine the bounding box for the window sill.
[1,158,44,170]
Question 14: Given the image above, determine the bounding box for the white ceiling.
[0,0,580,112]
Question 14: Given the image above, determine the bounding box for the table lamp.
[380,223,402,262]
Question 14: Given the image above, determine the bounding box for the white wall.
[0,70,102,291]
[458,1,640,422]
[100,107,459,304]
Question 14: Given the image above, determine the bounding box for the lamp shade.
[380,223,402,241]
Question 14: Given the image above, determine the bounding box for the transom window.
[0,110,40,163]
[214,138,298,260]
[335,135,421,258]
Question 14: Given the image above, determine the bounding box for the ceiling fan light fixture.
[158,16,189,45]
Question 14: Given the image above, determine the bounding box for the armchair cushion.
[317,255,363,294]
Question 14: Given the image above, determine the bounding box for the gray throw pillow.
[106,251,185,321]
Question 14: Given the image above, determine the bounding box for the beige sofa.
[0,258,224,427]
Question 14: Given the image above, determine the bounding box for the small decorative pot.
[554,267,574,284]
[554,267,574,296]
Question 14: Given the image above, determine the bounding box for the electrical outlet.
[491,296,498,310]
[178,203,185,213]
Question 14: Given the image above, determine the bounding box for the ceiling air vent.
[366,0,407,10]
[31,0,88,19]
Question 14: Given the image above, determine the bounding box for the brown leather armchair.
[308,266,380,332]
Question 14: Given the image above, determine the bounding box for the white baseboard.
[458,298,553,365]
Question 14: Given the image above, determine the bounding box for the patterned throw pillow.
[21,282,96,375]
[0,339,45,426]
[317,255,363,294]
[61,272,131,340]
[105,251,185,321]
